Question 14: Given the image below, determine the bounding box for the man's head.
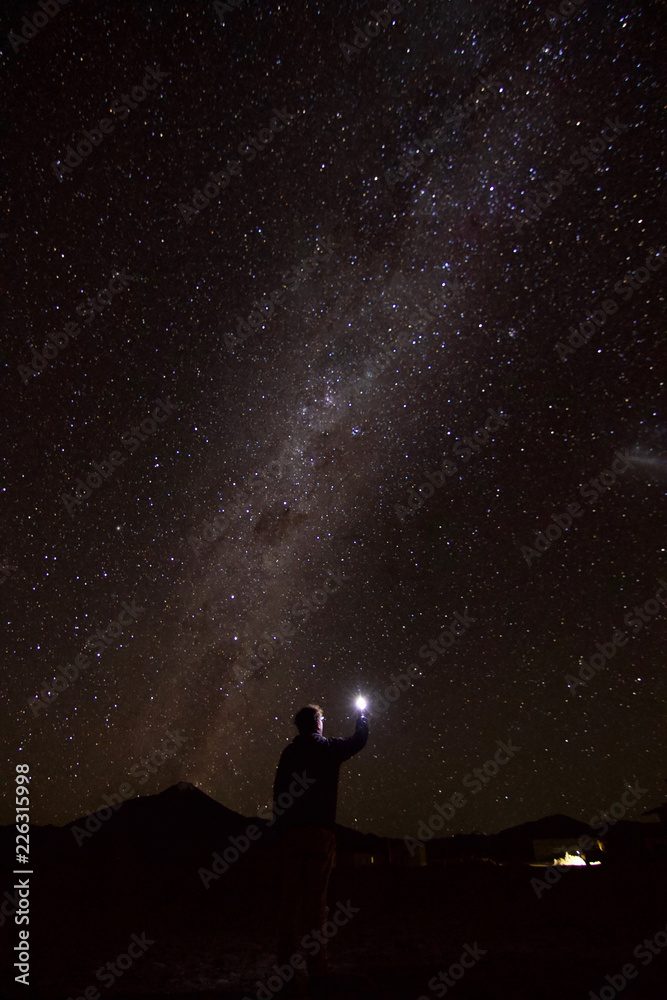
[294,704,324,735]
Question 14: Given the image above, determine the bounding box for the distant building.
[532,838,590,865]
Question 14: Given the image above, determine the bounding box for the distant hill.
[495,812,594,840]
[0,786,662,871]
[0,781,256,869]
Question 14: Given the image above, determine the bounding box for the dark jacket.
[272,716,369,833]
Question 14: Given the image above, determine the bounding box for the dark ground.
[2,853,666,999]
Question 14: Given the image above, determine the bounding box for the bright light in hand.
[355,696,367,712]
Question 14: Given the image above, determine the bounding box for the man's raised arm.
[326,713,369,763]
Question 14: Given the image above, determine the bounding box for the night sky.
[2,0,666,839]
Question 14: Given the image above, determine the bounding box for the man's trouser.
[276,825,336,975]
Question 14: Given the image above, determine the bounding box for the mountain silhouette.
[0,781,260,869]
[0,789,661,871]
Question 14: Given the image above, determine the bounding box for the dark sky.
[2,0,666,838]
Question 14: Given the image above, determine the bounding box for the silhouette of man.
[273,703,369,982]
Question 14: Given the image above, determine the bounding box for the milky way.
[3,0,666,838]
